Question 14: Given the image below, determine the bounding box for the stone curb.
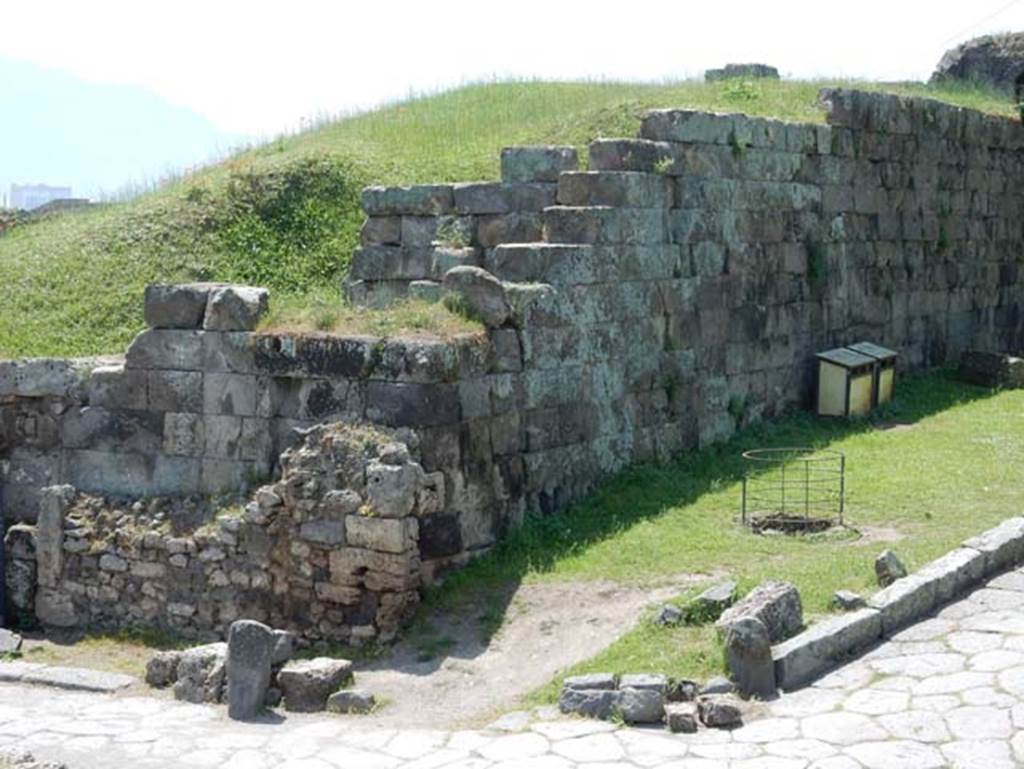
[772,516,1024,690]
[0,661,136,693]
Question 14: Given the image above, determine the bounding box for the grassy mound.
[0,78,1017,358]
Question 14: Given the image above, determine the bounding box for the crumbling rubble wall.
[7,423,443,644]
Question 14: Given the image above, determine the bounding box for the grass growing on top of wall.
[422,369,1024,696]
[258,290,483,339]
[0,78,1017,358]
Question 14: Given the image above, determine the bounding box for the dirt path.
[354,576,703,728]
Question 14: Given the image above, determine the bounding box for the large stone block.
[442,265,511,327]
[298,519,346,546]
[148,370,203,412]
[125,329,204,370]
[174,643,227,704]
[915,546,986,602]
[202,332,255,374]
[66,449,199,497]
[557,172,672,208]
[475,212,543,247]
[144,283,222,329]
[487,243,595,285]
[365,382,460,428]
[0,358,91,398]
[62,407,163,454]
[204,373,257,416]
[963,517,1024,573]
[717,581,803,643]
[362,185,454,216]
[588,138,681,174]
[867,574,939,635]
[558,687,622,719]
[418,514,463,559]
[641,109,738,144]
[543,206,666,245]
[253,334,371,379]
[204,415,244,458]
[365,462,420,517]
[163,413,205,456]
[348,246,434,282]
[453,182,557,214]
[329,547,420,592]
[345,515,418,554]
[500,145,578,183]
[772,608,882,691]
[204,286,269,332]
[360,215,402,246]
[88,365,147,410]
[1,449,62,522]
[200,459,254,495]
[400,215,474,248]
[277,658,354,712]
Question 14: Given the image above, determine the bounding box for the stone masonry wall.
[350,88,1024,504]
[2,88,1023,641]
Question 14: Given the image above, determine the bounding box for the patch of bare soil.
[353,576,703,728]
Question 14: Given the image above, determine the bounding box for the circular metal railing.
[741,448,845,533]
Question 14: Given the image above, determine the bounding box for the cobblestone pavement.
[6,568,1024,768]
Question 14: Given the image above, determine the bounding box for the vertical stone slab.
[725,616,776,699]
[34,484,77,628]
[226,619,275,720]
[35,485,73,589]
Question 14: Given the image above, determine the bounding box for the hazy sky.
[5,0,1024,137]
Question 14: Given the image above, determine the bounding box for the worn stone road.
[6,567,1024,768]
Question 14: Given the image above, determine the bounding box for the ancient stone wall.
[3,88,1024,640]
[350,88,1024,503]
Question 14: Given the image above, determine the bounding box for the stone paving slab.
[5,566,1024,767]
[0,662,134,693]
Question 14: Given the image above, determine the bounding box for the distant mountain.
[0,58,242,200]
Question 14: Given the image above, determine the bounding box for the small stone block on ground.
[0,629,23,654]
[277,657,354,713]
[557,687,621,720]
[617,687,665,724]
[875,549,908,587]
[665,701,699,733]
[563,672,616,691]
[326,689,376,714]
[697,693,743,728]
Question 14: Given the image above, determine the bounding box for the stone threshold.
[0,661,136,693]
[773,516,1024,690]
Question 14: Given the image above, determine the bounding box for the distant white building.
[10,184,73,211]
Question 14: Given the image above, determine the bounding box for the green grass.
[418,369,1024,699]
[258,290,483,339]
[1,77,1018,359]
